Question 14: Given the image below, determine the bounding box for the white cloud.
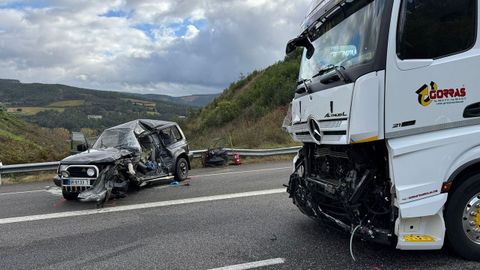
[0,0,309,96]
[183,24,199,39]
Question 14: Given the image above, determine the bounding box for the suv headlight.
[87,168,95,177]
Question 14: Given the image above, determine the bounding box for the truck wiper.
[312,65,352,84]
[297,78,311,86]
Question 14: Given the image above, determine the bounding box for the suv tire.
[175,157,189,182]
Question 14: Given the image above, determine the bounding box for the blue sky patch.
[132,18,207,41]
[0,1,50,9]
[169,22,188,37]
[190,18,207,29]
[170,18,207,36]
[133,23,156,41]
[101,9,131,18]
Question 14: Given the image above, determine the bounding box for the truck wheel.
[175,157,189,182]
[62,190,79,201]
[446,173,480,260]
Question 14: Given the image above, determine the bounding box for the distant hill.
[0,111,69,165]
[182,51,302,149]
[0,79,192,131]
[142,93,219,107]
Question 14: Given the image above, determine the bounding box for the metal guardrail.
[226,147,301,157]
[0,147,301,185]
[0,161,60,186]
[191,147,301,158]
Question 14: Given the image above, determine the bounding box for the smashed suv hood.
[61,148,134,165]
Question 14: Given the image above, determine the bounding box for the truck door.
[385,0,479,138]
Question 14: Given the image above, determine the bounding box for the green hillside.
[0,111,69,165]
[183,51,301,149]
[0,80,190,131]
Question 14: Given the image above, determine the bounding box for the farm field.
[47,99,85,107]
[7,107,65,116]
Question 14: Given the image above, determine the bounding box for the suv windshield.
[92,128,141,151]
[299,0,386,81]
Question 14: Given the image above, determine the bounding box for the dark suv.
[53,119,191,202]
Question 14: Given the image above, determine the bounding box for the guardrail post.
[0,162,3,186]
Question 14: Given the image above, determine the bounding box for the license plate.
[63,179,91,186]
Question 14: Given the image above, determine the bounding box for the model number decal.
[393,120,416,129]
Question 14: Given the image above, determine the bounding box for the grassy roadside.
[181,51,302,150]
[0,111,70,165]
[1,172,56,185]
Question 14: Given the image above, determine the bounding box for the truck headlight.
[87,168,95,177]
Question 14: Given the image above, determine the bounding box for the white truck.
[284,0,480,260]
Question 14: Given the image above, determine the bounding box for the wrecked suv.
[53,119,191,202]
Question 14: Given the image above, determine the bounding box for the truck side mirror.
[77,144,88,152]
[286,35,315,59]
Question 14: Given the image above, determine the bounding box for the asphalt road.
[0,161,479,270]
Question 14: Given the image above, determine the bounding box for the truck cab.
[284,0,480,260]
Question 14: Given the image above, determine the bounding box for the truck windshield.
[92,128,141,151]
[299,0,385,81]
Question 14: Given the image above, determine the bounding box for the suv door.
[158,125,187,170]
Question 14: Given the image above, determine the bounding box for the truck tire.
[175,157,189,182]
[62,190,79,201]
[446,173,480,261]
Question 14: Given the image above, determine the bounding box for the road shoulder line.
[208,258,286,270]
[0,188,286,225]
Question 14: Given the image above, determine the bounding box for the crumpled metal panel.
[61,148,133,165]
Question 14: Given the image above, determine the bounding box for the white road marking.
[45,187,63,196]
[0,187,62,197]
[0,190,45,196]
[193,167,291,178]
[0,188,286,225]
[208,258,286,270]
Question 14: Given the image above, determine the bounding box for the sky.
[0,0,309,96]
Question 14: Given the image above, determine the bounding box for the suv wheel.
[175,157,189,182]
[446,173,480,261]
